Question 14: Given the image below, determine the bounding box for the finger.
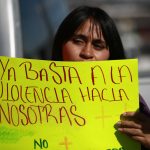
[118,128,143,136]
[120,112,136,121]
[116,120,142,129]
[132,136,145,142]
[121,111,148,121]
[122,112,136,117]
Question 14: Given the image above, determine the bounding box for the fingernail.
[116,121,121,127]
[122,112,127,116]
[118,128,123,131]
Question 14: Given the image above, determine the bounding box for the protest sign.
[0,56,140,150]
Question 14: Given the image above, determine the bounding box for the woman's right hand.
[116,111,150,149]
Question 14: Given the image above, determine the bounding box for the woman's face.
[62,19,110,61]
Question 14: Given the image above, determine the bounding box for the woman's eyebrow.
[92,39,106,44]
[72,34,87,40]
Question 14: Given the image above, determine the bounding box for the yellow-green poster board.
[0,56,140,150]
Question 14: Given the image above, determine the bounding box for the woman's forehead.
[74,19,103,39]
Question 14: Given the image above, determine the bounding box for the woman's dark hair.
[52,6,125,60]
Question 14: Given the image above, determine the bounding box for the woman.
[52,5,150,149]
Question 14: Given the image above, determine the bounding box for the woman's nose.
[79,44,94,59]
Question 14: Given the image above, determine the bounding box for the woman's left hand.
[116,111,150,149]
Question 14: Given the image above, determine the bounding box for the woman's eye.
[94,43,106,50]
[72,38,84,44]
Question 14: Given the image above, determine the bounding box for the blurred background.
[0,0,150,106]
